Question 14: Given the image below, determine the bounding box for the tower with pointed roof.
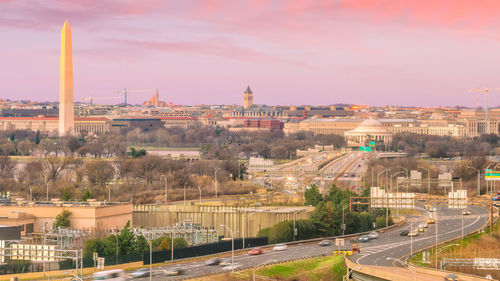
[243,86,253,109]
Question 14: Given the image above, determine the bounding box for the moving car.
[408,232,419,237]
[163,267,185,276]
[429,207,437,212]
[418,227,425,232]
[359,235,370,242]
[273,244,288,251]
[400,230,409,236]
[318,240,332,246]
[427,218,436,224]
[219,259,233,267]
[444,273,459,281]
[205,258,222,266]
[367,232,379,239]
[248,247,263,255]
[92,269,125,281]
[462,210,471,215]
[419,222,428,228]
[222,263,241,271]
[131,268,150,278]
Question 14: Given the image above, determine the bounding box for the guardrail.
[345,206,498,281]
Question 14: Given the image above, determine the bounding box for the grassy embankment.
[410,220,500,279]
[208,255,346,281]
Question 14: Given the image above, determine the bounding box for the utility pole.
[214,168,221,197]
[161,175,168,204]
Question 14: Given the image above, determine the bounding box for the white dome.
[348,119,388,134]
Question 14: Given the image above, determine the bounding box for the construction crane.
[116,88,153,106]
[469,84,500,134]
[81,96,119,107]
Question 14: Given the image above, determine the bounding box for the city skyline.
[2,1,500,107]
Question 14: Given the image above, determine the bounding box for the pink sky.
[2,0,500,107]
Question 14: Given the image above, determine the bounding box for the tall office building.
[59,20,74,135]
[243,86,253,109]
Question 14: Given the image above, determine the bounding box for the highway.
[124,204,489,280]
[352,205,489,266]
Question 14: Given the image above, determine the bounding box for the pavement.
[122,203,489,280]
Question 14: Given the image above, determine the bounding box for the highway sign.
[97,257,105,269]
[360,146,371,152]
[369,141,375,146]
[335,239,344,246]
[485,170,500,181]
[473,258,500,270]
[448,189,467,209]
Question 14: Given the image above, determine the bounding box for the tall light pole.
[377,169,389,187]
[197,185,202,204]
[220,224,234,272]
[420,167,431,195]
[134,230,152,281]
[435,205,439,269]
[410,219,413,257]
[214,168,221,197]
[161,175,168,204]
[342,205,348,235]
[46,178,52,201]
[183,182,187,205]
[385,257,416,281]
[391,171,405,217]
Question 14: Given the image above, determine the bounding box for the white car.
[222,263,241,271]
[273,244,288,251]
[367,231,379,239]
[419,222,428,228]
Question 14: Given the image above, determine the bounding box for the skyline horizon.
[2,1,500,107]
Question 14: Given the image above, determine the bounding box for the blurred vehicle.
[408,232,419,237]
[219,259,232,267]
[248,247,263,255]
[492,196,500,201]
[205,258,221,266]
[92,269,125,281]
[367,232,379,239]
[462,210,471,215]
[163,267,184,276]
[418,227,425,232]
[344,173,349,177]
[419,222,428,228]
[131,268,150,278]
[318,240,332,246]
[359,235,370,242]
[427,218,435,224]
[429,207,437,212]
[273,244,288,251]
[222,263,241,271]
[400,230,409,236]
[424,205,431,210]
[444,273,459,281]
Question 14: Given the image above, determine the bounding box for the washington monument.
[59,20,74,135]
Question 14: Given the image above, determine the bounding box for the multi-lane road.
[124,203,489,280]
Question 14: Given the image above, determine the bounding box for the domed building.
[344,119,392,147]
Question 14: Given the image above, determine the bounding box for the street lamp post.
[134,230,153,281]
[220,224,234,272]
[377,169,389,187]
[420,167,431,195]
[214,168,221,197]
[385,257,416,281]
[197,185,202,204]
[342,205,347,235]
[114,227,119,265]
[435,205,439,269]
[467,167,480,196]
[46,179,52,201]
[161,175,168,204]
[391,171,405,217]
[183,182,187,205]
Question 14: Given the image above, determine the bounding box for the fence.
[143,237,268,265]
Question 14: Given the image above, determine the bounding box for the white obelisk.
[59,20,74,135]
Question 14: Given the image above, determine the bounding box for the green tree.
[118,221,135,255]
[82,189,93,201]
[269,221,293,244]
[61,189,71,201]
[173,237,187,249]
[256,227,271,238]
[128,147,146,158]
[53,209,71,229]
[295,219,316,240]
[34,130,40,144]
[304,184,323,206]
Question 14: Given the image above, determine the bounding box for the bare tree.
[85,160,114,187]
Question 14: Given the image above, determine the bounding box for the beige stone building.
[0,117,110,135]
[0,202,132,235]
